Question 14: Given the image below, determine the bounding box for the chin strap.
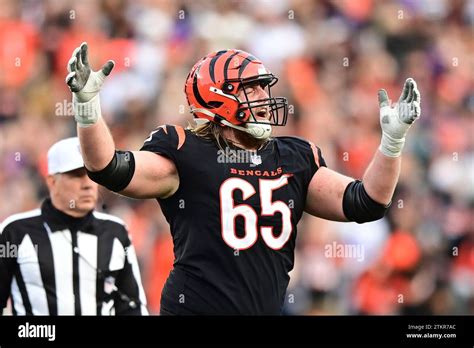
[191,108,272,140]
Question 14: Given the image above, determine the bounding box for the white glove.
[65,42,115,127]
[378,78,421,157]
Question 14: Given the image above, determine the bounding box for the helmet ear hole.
[208,101,223,108]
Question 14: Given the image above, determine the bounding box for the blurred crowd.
[0,0,472,315]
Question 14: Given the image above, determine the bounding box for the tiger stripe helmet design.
[184,49,288,137]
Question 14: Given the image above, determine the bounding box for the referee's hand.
[65,42,115,103]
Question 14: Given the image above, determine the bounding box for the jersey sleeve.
[302,140,326,190]
[308,140,327,172]
[281,136,327,174]
[277,136,327,190]
[139,125,187,163]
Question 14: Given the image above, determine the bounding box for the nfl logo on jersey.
[250,153,262,166]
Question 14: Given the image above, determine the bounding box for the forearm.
[362,149,400,205]
[77,116,115,171]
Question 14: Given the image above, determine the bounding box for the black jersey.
[140,125,326,315]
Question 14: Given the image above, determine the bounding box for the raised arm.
[305,78,421,222]
[66,43,178,199]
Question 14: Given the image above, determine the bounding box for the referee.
[0,137,148,315]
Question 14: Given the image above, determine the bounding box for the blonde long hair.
[187,121,229,151]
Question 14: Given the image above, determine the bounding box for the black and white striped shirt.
[0,199,148,315]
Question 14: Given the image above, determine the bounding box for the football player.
[66,43,420,315]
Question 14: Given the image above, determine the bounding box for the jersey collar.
[41,198,94,233]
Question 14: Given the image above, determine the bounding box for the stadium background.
[0,0,472,315]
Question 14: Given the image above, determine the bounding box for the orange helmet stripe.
[238,55,258,78]
[209,50,227,84]
[192,63,212,109]
[223,51,241,81]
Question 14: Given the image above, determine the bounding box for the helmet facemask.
[222,74,288,140]
[227,74,288,127]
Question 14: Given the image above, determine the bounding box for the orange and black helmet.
[184,49,288,127]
